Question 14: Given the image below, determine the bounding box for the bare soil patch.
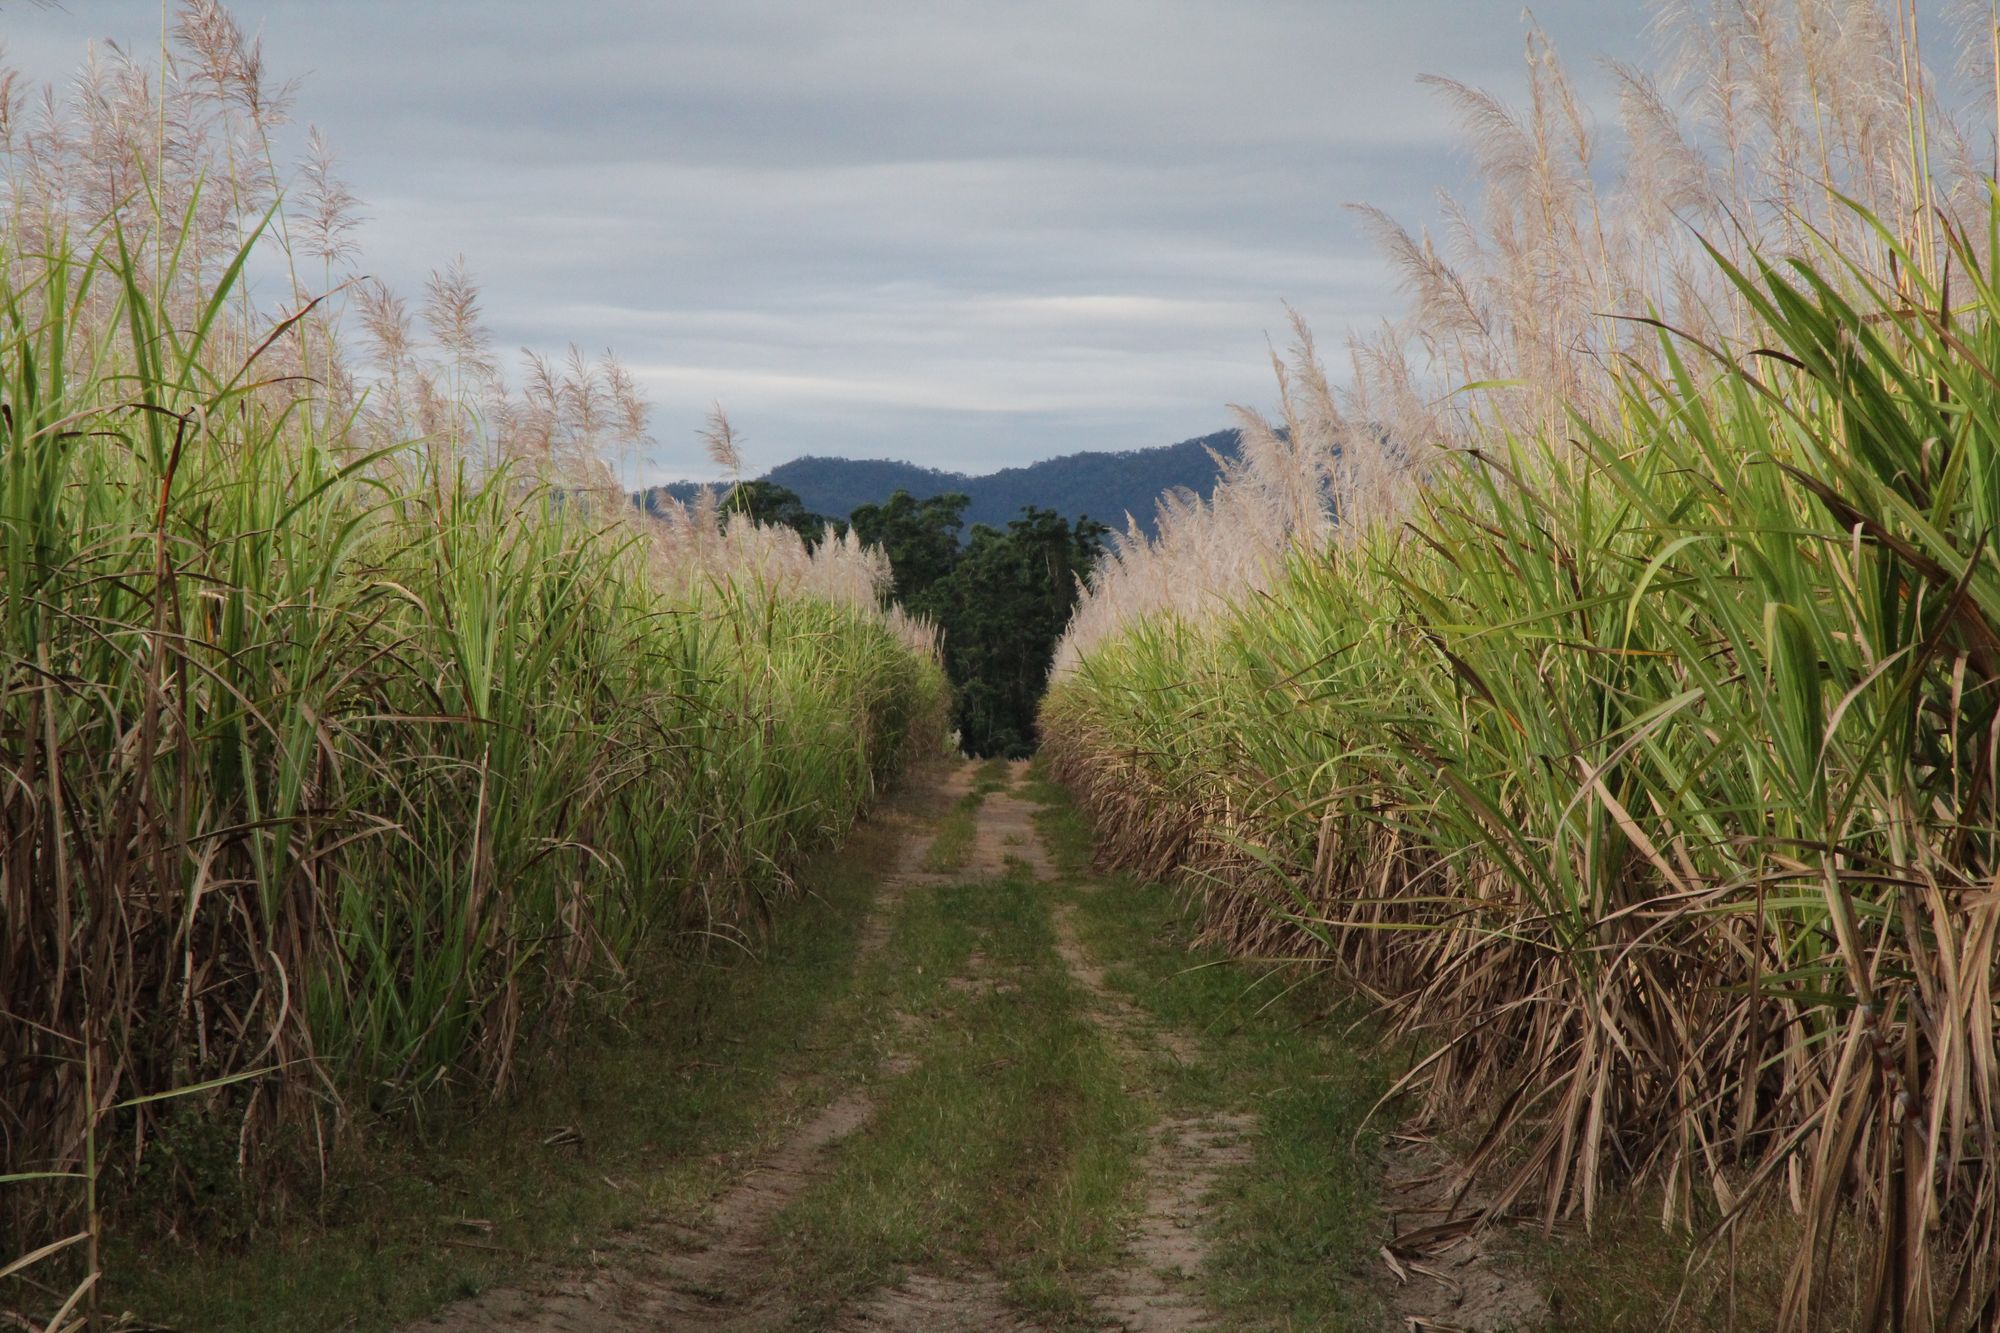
[1376,1135,1548,1332]
[832,1268,1036,1331]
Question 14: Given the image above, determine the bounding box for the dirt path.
[412,762,1246,1332]
[406,759,1534,1331]
[1048,897,1247,1332]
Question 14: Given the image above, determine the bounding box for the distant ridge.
[638,429,1239,535]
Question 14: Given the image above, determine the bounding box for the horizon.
[642,424,1240,492]
[9,1,1641,485]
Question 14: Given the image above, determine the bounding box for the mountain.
[638,429,1239,535]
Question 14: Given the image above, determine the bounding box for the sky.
[7,1,1645,484]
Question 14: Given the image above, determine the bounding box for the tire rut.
[1048,900,1248,1333]
[832,1268,1036,1332]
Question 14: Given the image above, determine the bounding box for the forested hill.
[639,429,1239,534]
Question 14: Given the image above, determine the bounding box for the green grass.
[919,797,981,874]
[774,867,1140,1326]
[1022,764,1093,874]
[1536,1203,1829,1331]
[104,807,912,1331]
[917,758,1019,873]
[1022,770,1391,1329]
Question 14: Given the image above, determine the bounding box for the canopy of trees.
[848,490,1105,755]
[718,478,841,543]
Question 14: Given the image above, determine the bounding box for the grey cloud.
[11,0,1647,483]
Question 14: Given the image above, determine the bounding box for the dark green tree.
[752,486,1103,756]
[849,490,969,607]
[720,480,841,544]
[924,506,1106,756]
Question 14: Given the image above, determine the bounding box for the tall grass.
[1056,0,2000,670]
[1047,216,2000,1326]
[1046,3,2000,1328]
[0,224,945,1303]
[1,10,946,1324]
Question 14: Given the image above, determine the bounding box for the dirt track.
[409,760,1540,1331]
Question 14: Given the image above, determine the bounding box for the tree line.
[723,481,1105,756]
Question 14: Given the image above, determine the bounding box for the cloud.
[10,0,1647,483]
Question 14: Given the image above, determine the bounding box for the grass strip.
[919,798,980,874]
[775,869,1140,1327]
[1025,769,1392,1329]
[972,758,1014,793]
